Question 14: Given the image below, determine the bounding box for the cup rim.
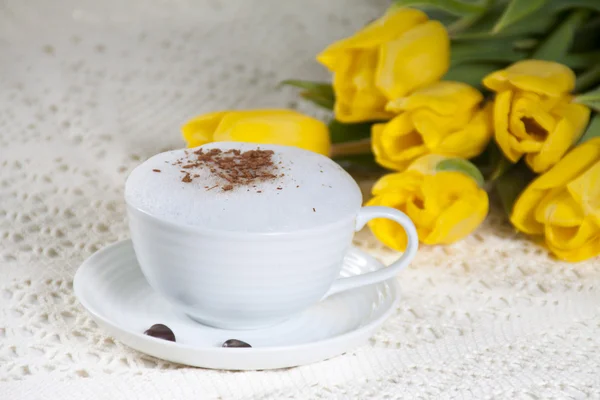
[126,201,358,237]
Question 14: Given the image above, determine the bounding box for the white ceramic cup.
[127,202,418,330]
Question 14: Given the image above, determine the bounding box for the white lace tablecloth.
[1,1,599,398]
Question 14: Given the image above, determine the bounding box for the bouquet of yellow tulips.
[182,0,600,262]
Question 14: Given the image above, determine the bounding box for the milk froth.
[125,142,362,232]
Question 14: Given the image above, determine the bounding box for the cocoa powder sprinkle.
[173,148,278,191]
[152,169,161,173]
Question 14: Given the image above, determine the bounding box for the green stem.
[575,64,600,93]
[330,138,372,158]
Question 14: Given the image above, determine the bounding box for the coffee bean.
[222,339,251,348]
[144,324,176,342]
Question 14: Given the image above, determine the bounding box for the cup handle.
[323,206,418,298]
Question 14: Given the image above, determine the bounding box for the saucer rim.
[73,239,400,355]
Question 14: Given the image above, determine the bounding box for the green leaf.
[333,153,387,174]
[281,80,335,111]
[487,142,514,181]
[575,85,600,112]
[546,0,600,13]
[393,0,486,16]
[575,65,600,93]
[403,7,458,26]
[450,39,528,66]
[559,51,600,69]
[495,161,536,217]
[577,114,600,144]
[443,62,502,88]
[512,38,539,51]
[328,119,379,145]
[281,80,332,93]
[299,91,335,110]
[472,141,515,181]
[446,0,494,33]
[436,158,485,187]
[448,13,483,34]
[532,10,590,61]
[493,0,548,33]
[452,7,557,39]
[570,15,600,53]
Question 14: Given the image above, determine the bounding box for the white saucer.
[74,239,400,370]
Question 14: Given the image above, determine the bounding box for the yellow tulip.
[367,154,489,250]
[511,138,600,262]
[483,60,591,173]
[181,109,331,156]
[317,7,449,123]
[371,81,492,171]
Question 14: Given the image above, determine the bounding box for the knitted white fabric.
[1,0,599,399]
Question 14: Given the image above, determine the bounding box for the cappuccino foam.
[125,142,362,232]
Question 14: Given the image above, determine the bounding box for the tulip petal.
[512,138,600,236]
[406,195,436,238]
[511,186,548,235]
[483,60,576,96]
[517,139,545,153]
[372,171,423,195]
[331,51,360,119]
[545,218,598,252]
[509,93,557,141]
[524,102,590,173]
[437,105,493,159]
[211,109,331,155]
[367,193,411,251]
[368,165,489,249]
[316,8,428,70]
[376,21,450,99]
[554,102,591,136]
[426,194,488,244]
[480,62,586,179]
[332,50,393,123]
[535,188,584,227]
[567,160,600,227]
[410,108,473,147]
[181,111,228,147]
[406,154,452,175]
[494,90,522,162]
[506,93,565,162]
[420,172,488,244]
[371,114,428,171]
[419,174,446,214]
[531,137,600,190]
[546,238,600,262]
[483,70,510,92]
[386,81,483,116]
[545,219,600,262]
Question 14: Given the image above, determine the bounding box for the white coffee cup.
[126,143,418,330]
